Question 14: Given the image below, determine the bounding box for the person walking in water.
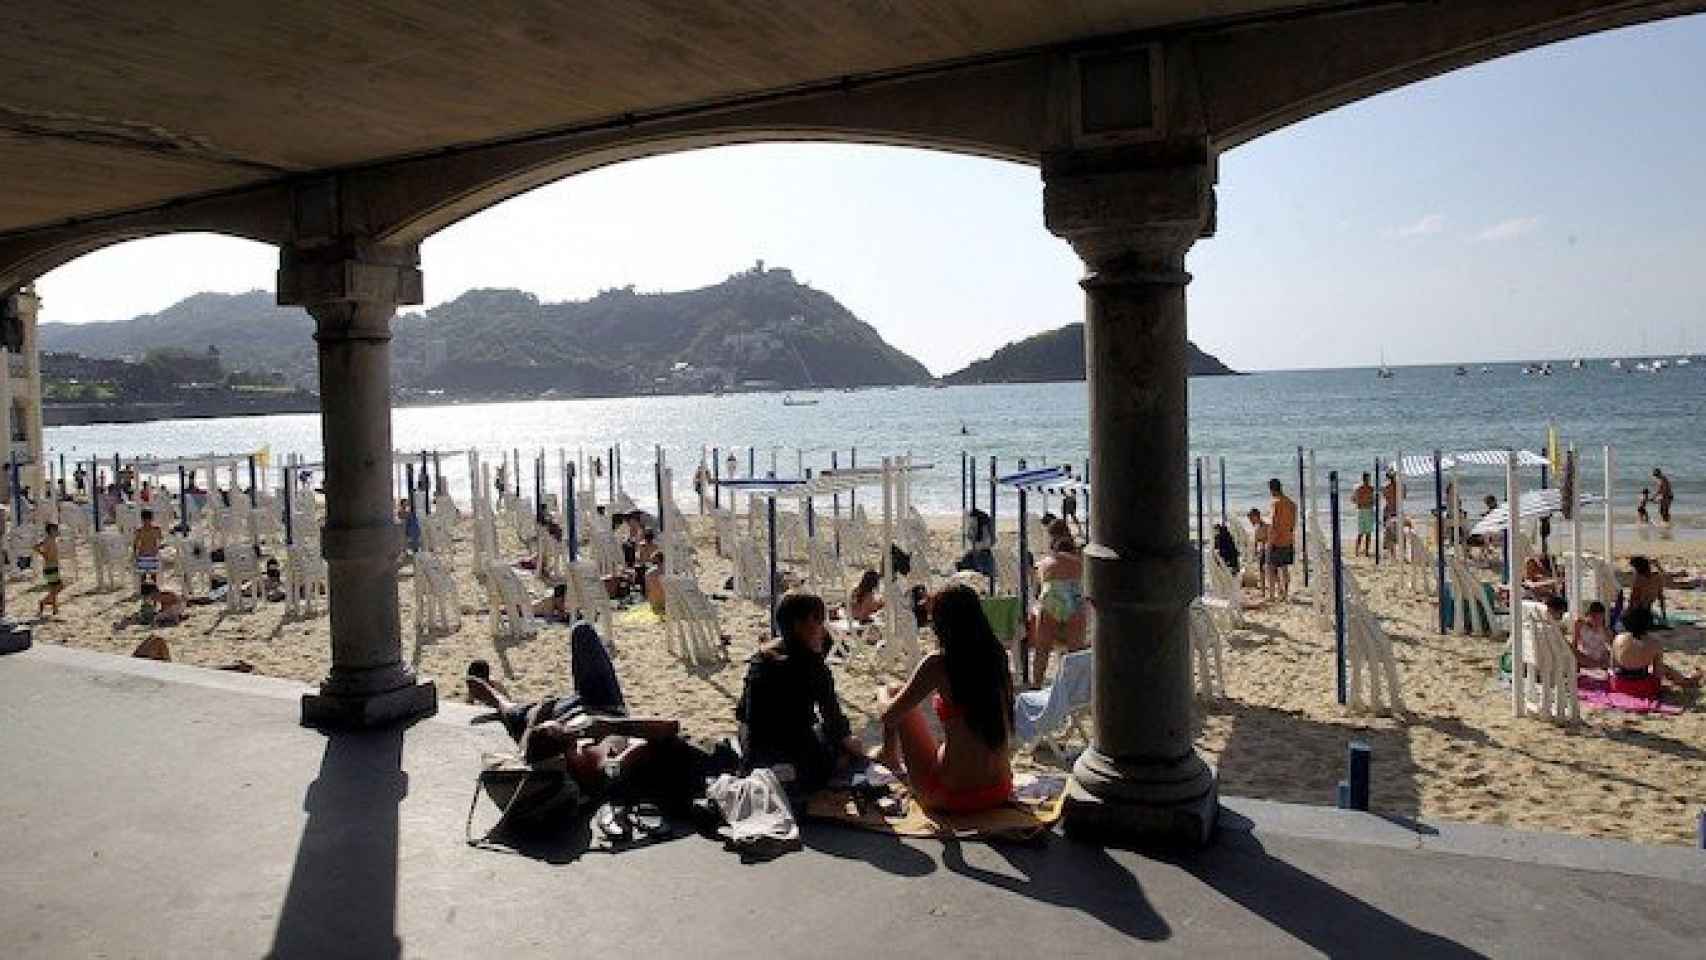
[1267,479,1298,601]
[1352,472,1376,558]
[1652,468,1674,525]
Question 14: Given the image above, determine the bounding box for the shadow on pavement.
[1175,811,1488,958]
[942,836,1171,942]
[268,726,412,960]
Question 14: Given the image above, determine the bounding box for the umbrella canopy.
[1398,449,1549,478]
[1471,489,1604,535]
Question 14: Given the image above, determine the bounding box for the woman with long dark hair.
[876,584,1014,814]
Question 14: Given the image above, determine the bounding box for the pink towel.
[1576,672,1682,716]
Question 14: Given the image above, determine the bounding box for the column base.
[301,676,437,730]
[1062,745,1219,850]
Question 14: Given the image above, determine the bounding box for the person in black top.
[735,591,863,793]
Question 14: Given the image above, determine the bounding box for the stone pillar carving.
[278,240,436,728]
[1044,155,1218,846]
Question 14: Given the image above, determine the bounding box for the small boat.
[1570,358,1583,370]
[1540,362,1553,376]
[1652,359,1669,371]
[781,395,819,406]
[1634,362,1651,372]
[1610,359,1624,369]
[1480,365,1493,374]
[1677,356,1693,366]
[1453,365,1467,377]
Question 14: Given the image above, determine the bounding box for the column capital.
[1043,152,1215,279]
[277,238,422,309]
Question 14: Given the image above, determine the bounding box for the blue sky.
[34,15,1706,375]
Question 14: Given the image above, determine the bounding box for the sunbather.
[468,624,716,812]
[1523,554,1561,602]
[1609,607,1701,697]
[1572,600,1613,670]
[1031,535,1087,685]
[876,584,1014,815]
[532,583,571,621]
[735,591,864,793]
[846,570,884,622]
[1628,556,1668,622]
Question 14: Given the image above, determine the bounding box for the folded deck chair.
[1013,649,1093,755]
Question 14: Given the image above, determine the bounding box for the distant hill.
[39,265,933,396]
[943,323,1235,384]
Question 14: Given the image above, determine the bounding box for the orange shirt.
[1270,495,1297,547]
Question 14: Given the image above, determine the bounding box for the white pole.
[1448,463,1461,562]
[1602,444,1614,563]
[881,456,895,651]
[1569,444,1582,622]
[1394,449,1405,565]
[1507,449,1525,718]
[1306,449,1318,531]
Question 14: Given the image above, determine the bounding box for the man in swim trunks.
[1381,470,1399,556]
[34,523,62,617]
[132,509,163,590]
[1267,479,1297,600]
[1652,468,1674,524]
[1353,473,1376,558]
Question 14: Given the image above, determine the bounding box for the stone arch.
[380,127,1037,247]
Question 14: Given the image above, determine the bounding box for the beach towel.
[805,772,1068,843]
[617,607,660,626]
[1576,673,1682,716]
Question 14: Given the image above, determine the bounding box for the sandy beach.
[20,509,1706,846]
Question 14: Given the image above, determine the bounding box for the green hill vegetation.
[943,323,1235,384]
[39,264,933,397]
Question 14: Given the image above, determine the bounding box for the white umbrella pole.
[1394,449,1405,565]
[882,456,895,652]
[1507,449,1525,718]
[1602,444,1614,563]
[1448,464,1461,562]
[1569,444,1582,621]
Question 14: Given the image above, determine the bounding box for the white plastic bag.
[705,768,799,849]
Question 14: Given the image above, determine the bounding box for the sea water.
[42,362,1705,533]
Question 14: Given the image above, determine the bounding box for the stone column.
[0,287,39,494]
[278,240,436,728]
[1044,157,1218,846]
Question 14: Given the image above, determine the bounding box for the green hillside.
[943,323,1235,384]
[39,265,933,396]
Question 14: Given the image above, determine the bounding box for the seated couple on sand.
[738,588,1016,815]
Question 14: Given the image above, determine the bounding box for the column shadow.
[940,836,1171,942]
[1168,812,1487,958]
[267,724,414,960]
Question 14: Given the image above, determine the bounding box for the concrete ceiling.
[1,1,1322,235]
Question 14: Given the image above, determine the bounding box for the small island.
[942,322,1236,384]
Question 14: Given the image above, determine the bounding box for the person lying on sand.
[466,624,723,815]
[532,584,571,622]
[1609,607,1701,696]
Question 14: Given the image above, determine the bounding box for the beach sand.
[21,510,1706,846]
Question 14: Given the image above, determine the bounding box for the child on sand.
[132,509,163,590]
[1247,508,1270,597]
[1636,488,1651,525]
[34,523,62,617]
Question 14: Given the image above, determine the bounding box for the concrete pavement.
[2,643,1701,959]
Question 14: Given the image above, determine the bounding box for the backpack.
[465,752,582,848]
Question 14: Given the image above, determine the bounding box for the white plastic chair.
[1187,599,1227,700]
[286,543,329,619]
[1013,648,1094,755]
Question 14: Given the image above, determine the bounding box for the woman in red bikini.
[875,584,1015,814]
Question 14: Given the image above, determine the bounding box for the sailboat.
[1375,350,1395,379]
